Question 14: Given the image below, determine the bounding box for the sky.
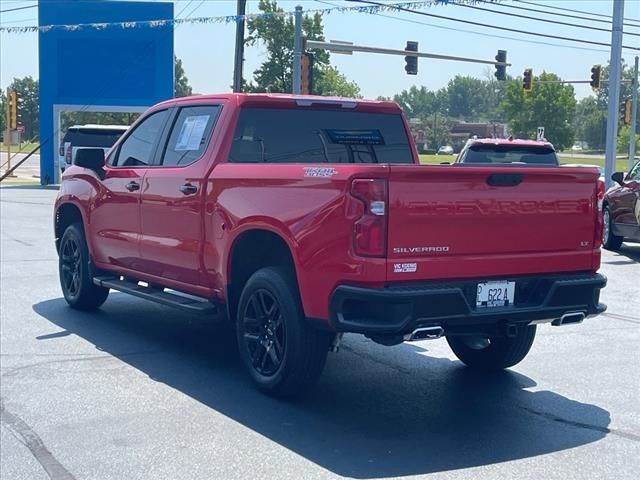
[1,0,639,101]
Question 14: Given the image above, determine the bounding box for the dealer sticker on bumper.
[394,263,417,273]
[476,281,515,308]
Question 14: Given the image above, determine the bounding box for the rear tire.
[446,325,536,371]
[58,223,109,311]
[236,267,331,398]
[602,206,623,251]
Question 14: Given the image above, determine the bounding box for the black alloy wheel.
[60,235,82,298]
[242,289,286,377]
[58,223,109,310]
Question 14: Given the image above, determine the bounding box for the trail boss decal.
[304,167,337,178]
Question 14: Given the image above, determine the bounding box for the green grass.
[558,157,629,172]
[0,143,39,153]
[419,154,454,165]
[419,154,631,172]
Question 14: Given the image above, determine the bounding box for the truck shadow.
[617,244,640,263]
[32,296,611,478]
[603,244,640,264]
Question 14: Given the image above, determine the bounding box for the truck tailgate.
[386,166,600,281]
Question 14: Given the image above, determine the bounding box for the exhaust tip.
[552,312,586,326]
[404,326,444,342]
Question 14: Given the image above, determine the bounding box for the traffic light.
[623,99,632,125]
[590,65,602,90]
[523,68,533,92]
[494,50,507,81]
[9,89,17,130]
[300,52,314,95]
[404,41,418,75]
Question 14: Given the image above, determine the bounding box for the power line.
[482,0,640,30]
[449,0,640,37]
[0,4,36,13]
[0,17,37,26]
[315,0,615,55]
[349,0,640,52]
[183,0,206,20]
[175,0,195,19]
[515,0,640,26]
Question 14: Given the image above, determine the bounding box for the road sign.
[537,127,545,141]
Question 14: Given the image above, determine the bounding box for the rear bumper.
[329,273,607,336]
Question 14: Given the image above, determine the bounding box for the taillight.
[350,178,387,257]
[66,146,72,164]
[594,179,605,248]
[59,144,65,156]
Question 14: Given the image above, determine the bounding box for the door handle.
[180,183,198,195]
[125,181,140,192]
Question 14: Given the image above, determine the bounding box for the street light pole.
[292,6,303,94]
[604,0,625,188]
[629,56,639,169]
[232,0,247,93]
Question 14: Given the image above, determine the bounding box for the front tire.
[58,223,109,310]
[446,325,536,371]
[602,206,623,251]
[236,267,331,398]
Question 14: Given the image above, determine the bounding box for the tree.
[617,125,640,153]
[392,85,447,120]
[500,71,577,150]
[245,0,359,96]
[9,76,39,140]
[595,60,636,109]
[174,56,192,97]
[446,75,488,120]
[581,112,607,151]
[313,65,360,97]
[574,96,605,150]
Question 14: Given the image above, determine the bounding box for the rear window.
[64,128,127,148]
[228,108,413,164]
[462,144,558,165]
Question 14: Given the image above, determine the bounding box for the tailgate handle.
[486,174,523,187]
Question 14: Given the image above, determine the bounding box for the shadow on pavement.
[615,243,640,263]
[33,295,611,478]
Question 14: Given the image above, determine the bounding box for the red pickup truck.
[54,94,606,397]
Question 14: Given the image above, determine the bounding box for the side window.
[111,110,169,167]
[228,108,413,164]
[160,105,221,167]
[628,161,640,181]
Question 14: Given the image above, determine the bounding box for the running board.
[93,276,219,315]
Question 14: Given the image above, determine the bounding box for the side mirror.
[75,148,105,178]
[611,171,625,186]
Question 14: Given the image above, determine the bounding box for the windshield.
[462,144,558,165]
[229,108,413,164]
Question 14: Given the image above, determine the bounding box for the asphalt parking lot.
[1,186,639,480]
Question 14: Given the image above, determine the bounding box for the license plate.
[476,281,515,308]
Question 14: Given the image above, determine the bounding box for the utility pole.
[292,5,303,94]
[5,87,11,173]
[232,0,247,93]
[629,56,639,169]
[604,0,624,188]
